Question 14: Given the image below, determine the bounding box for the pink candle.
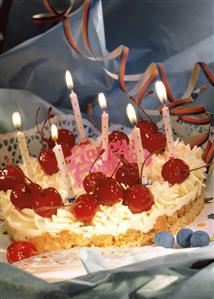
[98,93,109,161]
[155,81,175,158]
[126,104,147,184]
[65,70,86,143]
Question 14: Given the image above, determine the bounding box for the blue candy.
[155,231,174,248]
[190,230,210,247]
[176,228,193,248]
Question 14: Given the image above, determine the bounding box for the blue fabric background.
[0,0,213,133]
[1,245,214,299]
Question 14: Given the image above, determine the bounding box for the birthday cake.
[0,137,206,254]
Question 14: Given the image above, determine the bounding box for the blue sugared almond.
[176,228,193,248]
[190,231,210,247]
[155,231,174,248]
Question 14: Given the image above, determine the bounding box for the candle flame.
[12,112,21,129]
[155,80,167,104]
[65,70,74,89]
[98,93,107,110]
[51,124,58,142]
[126,104,137,125]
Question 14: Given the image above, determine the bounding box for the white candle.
[51,124,75,201]
[126,104,147,184]
[155,81,175,158]
[12,112,34,179]
[98,93,109,161]
[65,70,86,143]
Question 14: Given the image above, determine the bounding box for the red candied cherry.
[161,158,190,184]
[83,172,106,193]
[10,183,41,210]
[124,184,154,213]
[32,187,64,218]
[0,165,25,191]
[60,141,73,158]
[108,130,129,148]
[48,129,75,157]
[71,194,99,224]
[38,148,58,175]
[94,177,124,206]
[137,119,158,138]
[142,132,166,153]
[7,241,38,263]
[83,149,106,193]
[115,162,140,187]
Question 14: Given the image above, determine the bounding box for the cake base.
[27,192,204,254]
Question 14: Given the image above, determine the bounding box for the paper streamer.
[33,0,214,163]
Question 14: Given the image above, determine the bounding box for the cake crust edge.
[25,192,205,254]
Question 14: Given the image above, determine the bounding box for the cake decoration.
[155,231,175,248]
[124,184,154,214]
[0,165,25,191]
[98,92,109,161]
[36,107,75,175]
[176,228,193,248]
[32,187,64,218]
[7,241,38,264]
[115,156,140,187]
[71,194,99,225]
[65,70,86,143]
[10,182,41,210]
[12,112,34,179]
[161,158,190,185]
[190,230,210,247]
[83,149,106,194]
[94,177,124,207]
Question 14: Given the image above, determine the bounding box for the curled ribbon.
[33,0,214,163]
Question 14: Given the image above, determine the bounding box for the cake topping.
[48,128,75,158]
[71,194,99,224]
[94,177,124,206]
[38,148,59,175]
[36,107,75,173]
[155,231,174,248]
[32,187,64,218]
[161,158,190,184]
[190,230,210,247]
[142,131,166,154]
[137,119,166,153]
[10,182,41,210]
[137,119,158,137]
[115,155,140,187]
[108,130,129,149]
[124,184,154,213]
[7,241,38,263]
[176,228,193,248]
[83,149,106,193]
[0,165,25,191]
[83,172,106,193]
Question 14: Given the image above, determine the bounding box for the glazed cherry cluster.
[71,152,155,224]
[36,108,76,175]
[0,164,64,218]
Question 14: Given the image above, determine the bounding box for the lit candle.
[65,70,86,143]
[12,112,34,179]
[155,81,175,158]
[98,92,109,161]
[126,104,147,184]
[51,124,75,201]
